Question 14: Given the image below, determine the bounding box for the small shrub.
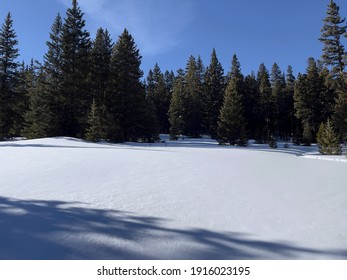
[284,143,289,149]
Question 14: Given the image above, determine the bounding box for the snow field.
[0,137,346,259]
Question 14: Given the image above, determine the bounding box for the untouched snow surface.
[0,136,346,260]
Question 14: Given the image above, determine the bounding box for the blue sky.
[0,0,346,77]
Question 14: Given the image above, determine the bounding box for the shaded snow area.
[0,136,346,260]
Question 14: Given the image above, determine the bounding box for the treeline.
[0,0,346,148]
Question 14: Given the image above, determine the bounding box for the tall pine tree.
[146,64,171,133]
[204,48,225,139]
[169,69,185,139]
[319,0,346,79]
[60,0,91,137]
[106,29,157,142]
[218,54,247,145]
[294,58,333,143]
[184,56,204,137]
[255,63,273,142]
[24,13,64,137]
[0,12,19,139]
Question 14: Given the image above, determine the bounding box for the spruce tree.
[284,65,297,140]
[41,13,64,136]
[60,0,91,137]
[146,64,171,134]
[90,28,112,106]
[184,56,204,137]
[23,64,62,139]
[0,12,20,139]
[255,63,273,142]
[106,29,156,142]
[168,69,185,139]
[317,119,341,155]
[85,27,113,139]
[294,58,333,142]
[14,62,30,135]
[333,80,347,140]
[85,99,105,142]
[319,0,346,78]
[218,54,247,145]
[204,49,225,139]
[270,63,286,139]
[243,72,258,139]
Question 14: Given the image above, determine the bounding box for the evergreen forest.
[0,0,347,154]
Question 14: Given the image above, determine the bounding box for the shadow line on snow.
[0,196,345,260]
[0,137,322,157]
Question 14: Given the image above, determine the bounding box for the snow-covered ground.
[0,136,346,260]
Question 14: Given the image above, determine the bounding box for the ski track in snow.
[0,137,346,260]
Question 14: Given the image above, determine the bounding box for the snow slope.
[0,137,346,259]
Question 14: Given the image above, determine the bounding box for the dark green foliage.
[90,28,112,106]
[184,56,204,137]
[32,13,63,137]
[169,69,185,139]
[319,0,346,78]
[106,29,157,142]
[85,99,105,142]
[218,55,247,145]
[333,82,347,140]
[44,13,63,84]
[0,13,20,139]
[255,63,273,142]
[294,58,335,142]
[204,49,225,139]
[146,63,171,134]
[60,0,91,137]
[23,66,60,139]
[302,122,313,146]
[270,63,286,138]
[243,72,258,139]
[284,65,297,140]
[317,119,341,155]
[168,57,204,139]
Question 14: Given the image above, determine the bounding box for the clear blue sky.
[0,0,346,77]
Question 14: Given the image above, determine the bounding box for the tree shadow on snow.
[0,196,345,260]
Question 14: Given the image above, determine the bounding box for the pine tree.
[319,0,346,78]
[44,13,63,85]
[90,28,112,106]
[218,54,247,145]
[146,64,171,134]
[294,58,333,142]
[183,56,204,137]
[106,29,156,142]
[0,12,20,139]
[60,0,91,137]
[23,65,60,139]
[255,63,273,142]
[284,65,297,140]
[14,62,29,135]
[204,48,225,139]
[169,69,185,139]
[317,119,341,155]
[85,99,105,142]
[40,13,64,137]
[243,72,258,139]
[270,63,286,138]
[333,80,347,140]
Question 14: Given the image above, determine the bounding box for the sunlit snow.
[0,136,346,259]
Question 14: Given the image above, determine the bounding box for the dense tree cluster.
[0,0,346,154]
